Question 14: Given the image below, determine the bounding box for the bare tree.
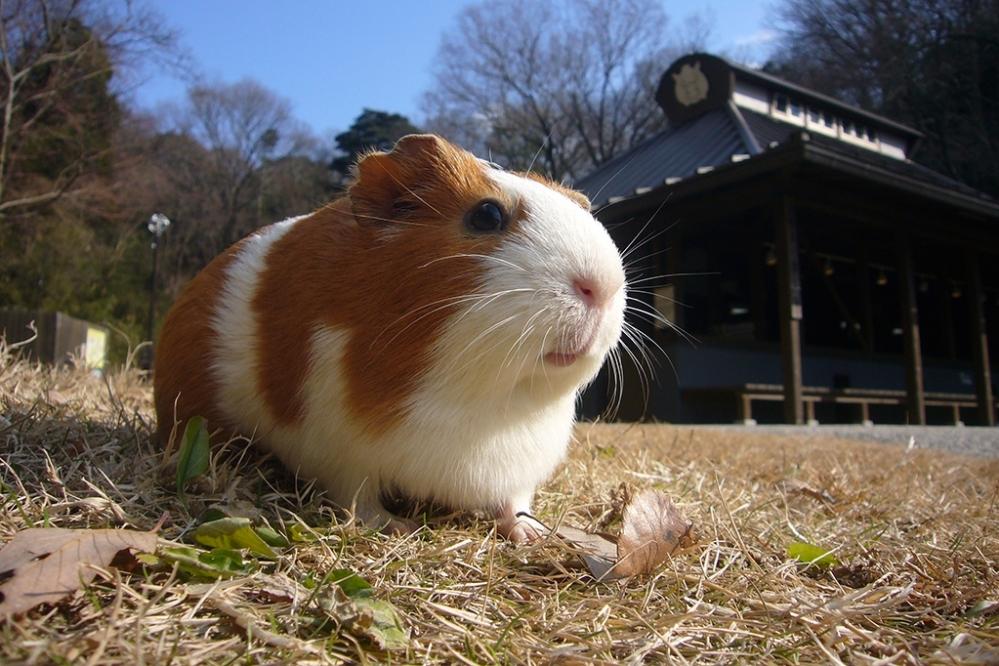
[422,0,710,181]
[164,79,315,248]
[0,0,177,217]
[769,0,999,196]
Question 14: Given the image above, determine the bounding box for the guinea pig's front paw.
[496,508,549,544]
[382,515,420,536]
[502,519,543,544]
[353,499,420,536]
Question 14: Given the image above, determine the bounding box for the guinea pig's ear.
[390,134,448,164]
[563,189,591,211]
[348,135,449,224]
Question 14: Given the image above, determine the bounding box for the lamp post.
[144,213,171,370]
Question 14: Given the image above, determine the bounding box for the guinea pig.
[154,134,626,542]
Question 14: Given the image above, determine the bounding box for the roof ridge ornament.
[672,61,709,107]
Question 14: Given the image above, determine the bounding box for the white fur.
[211,217,303,439]
[208,167,626,528]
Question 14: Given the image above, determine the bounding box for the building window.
[774,93,788,113]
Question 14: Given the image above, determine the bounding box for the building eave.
[593,133,999,222]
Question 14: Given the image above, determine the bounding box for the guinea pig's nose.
[572,275,619,309]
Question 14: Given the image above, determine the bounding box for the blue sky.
[133,1,776,139]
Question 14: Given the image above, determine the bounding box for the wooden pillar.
[966,249,995,426]
[896,234,925,425]
[858,245,875,355]
[776,195,804,424]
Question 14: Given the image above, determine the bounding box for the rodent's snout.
[572,274,623,310]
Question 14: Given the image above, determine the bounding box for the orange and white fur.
[154,135,626,542]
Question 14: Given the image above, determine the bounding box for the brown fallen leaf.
[553,488,695,581]
[0,526,158,618]
[553,524,620,580]
[778,479,836,504]
[614,489,694,577]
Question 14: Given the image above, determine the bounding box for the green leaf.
[160,545,253,579]
[321,568,408,650]
[254,525,290,548]
[787,541,838,568]
[352,596,409,650]
[330,568,373,598]
[289,523,318,543]
[193,517,278,559]
[175,416,210,496]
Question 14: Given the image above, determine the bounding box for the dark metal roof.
[739,108,795,148]
[574,106,747,205]
[577,103,995,214]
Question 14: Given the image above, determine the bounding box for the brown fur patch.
[521,172,591,211]
[252,135,507,434]
[153,243,242,442]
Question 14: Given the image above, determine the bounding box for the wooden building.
[577,53,999,426]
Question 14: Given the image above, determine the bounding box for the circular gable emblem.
[673,62,709,106]
[657,53,733,126]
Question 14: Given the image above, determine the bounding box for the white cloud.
[733,28,777,47]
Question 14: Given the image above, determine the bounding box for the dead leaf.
[614,489,694,577]
[554,524,620,581]
[552,489,695,581]
[0,527,157,618]
[778,479,836,504]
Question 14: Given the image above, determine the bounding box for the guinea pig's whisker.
[525,131,553,176]
[533,325,556,391]
[621,226,673,266]
[625,271,720,287]
[449,288,535,328]
[444,313,520,378]
[618,194,673,262]
[521,325,551,395]
[351,212,429,227]
[600,348,619,420]
[617,331,651,409]
[418,254,527,273]
[626,299,699,347]
[609,348,626,419]
[622,322,667,386]
[626,288,691,310]
[623,245,674,271]
[622,320,670,370]
[499,308,548,374]
[497,323,537,383]
[589,151,644,208]
[370,292,503,351]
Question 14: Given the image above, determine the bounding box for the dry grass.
[1,342,997,665]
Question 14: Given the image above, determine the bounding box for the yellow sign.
[85,327,107,369]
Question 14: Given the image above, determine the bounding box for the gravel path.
[699,424,999,458]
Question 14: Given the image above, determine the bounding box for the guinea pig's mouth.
[544,350,581,367]
[544,329,598,367]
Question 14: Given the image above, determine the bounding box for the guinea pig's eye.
[465,200,507,234]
